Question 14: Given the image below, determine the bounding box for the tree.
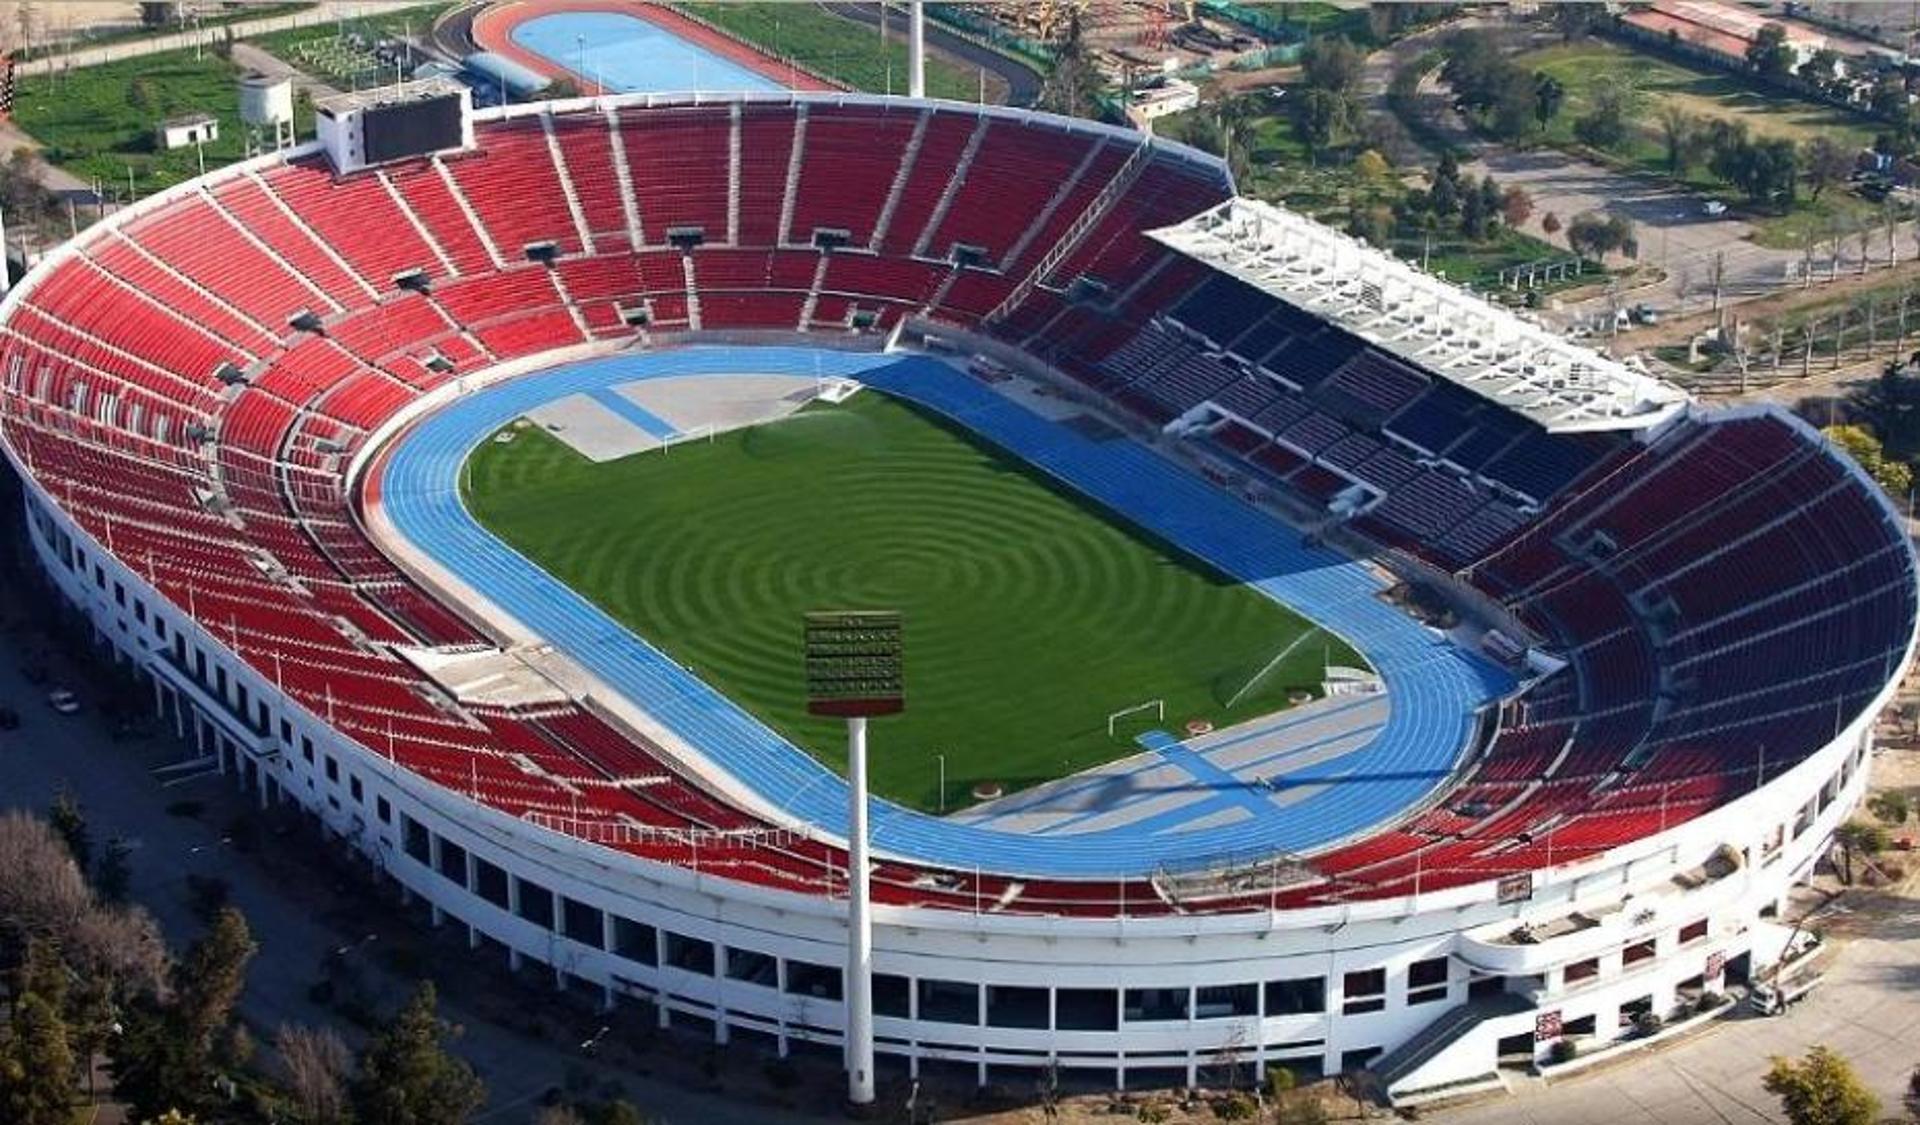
[1502,186,1534,229]
[1541,211,1562,240]
[1300,35,1364,97]
[1822,424,1914,498]
[96,837,131,904]
[1832,820,1890,884]
[1764,1045,1879,1125]
[1867,790,1910,825]
[1804,136,1855,202]
[1747,23,1796,79]
[276,1025,351,1125]
[351,983,486,1125]
[0,991,77,1125]
[110,1003,207,1123]
[1535,72,1565,127]
[1352,149,1391,185]
[173,909,255,1054]
[1292,86,1356,158]
[139,3,179,31]
[1798,47,1844,91]
[1574,72,1638,149]
[47,788,91,875]
[1658,108,1699,176]
[1037,9,1106,119]
[1460,176,1491,240]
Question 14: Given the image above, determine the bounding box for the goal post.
[1107,698,1164,738]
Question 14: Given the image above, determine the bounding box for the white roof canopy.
[1147,198,1690,433]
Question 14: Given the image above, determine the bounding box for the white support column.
[845,715,876,1107]
[908,2,926,99]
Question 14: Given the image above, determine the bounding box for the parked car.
[47,688,80,716]
[1749,975,1820,1015]
[1703,200,1729,216]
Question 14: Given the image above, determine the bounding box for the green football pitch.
[461,392,1364,813]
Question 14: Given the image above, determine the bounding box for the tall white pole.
[845,716,876,1106]
[0,202,10,297]
[908,1,926,99]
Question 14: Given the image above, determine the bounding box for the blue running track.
[375,348,1514,877]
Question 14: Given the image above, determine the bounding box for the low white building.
[156,112,218,150]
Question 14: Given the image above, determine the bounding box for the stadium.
[1,69,1914,1106]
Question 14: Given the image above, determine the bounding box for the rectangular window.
[1564,957,1599,985]
[515,880,555,929]
[665,932,714,975]
[986,985,1049,1029]
[1195,983,1258,1019]
[302,737,315,763]
[725,947,777,987]
[1124,987,1188,1023]
[348,776,363,804]
[436,839,467,885]
[375,796,392,825]
[324,756,339,783]
[917,979,979,1024]
[1265,977,1326,1016]
[1623,939,1657,967]
[1057,988,1119,1030]
[1407,957,1450,1005]
[785,960,841,1000]
[402,816,431,864]
[1678,919,1709,945]
[612,916,656,965]
[874,973,910,1018]
[561,898,604,949]
[473,859,508,908]
[1343,969,1387,1015]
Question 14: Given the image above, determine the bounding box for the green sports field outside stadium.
[462,392,1363,813]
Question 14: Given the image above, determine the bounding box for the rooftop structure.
[1149,198,1692,433]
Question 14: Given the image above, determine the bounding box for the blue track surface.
[377,348,1514,876]
[510,11,790,94]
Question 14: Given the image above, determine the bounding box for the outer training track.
[371,346,1515,878]
[469,0,841,95]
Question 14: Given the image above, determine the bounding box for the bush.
[1548,1038,1578,1065]
[1137,1103,1171,1124]
[1697,991,1725,1014]
[1632,1010,1663,1038]
[1214,1091,1258,1120]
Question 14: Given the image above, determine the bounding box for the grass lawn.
[11,45,313,198]
[1515,40,1892,248]
[463,393,1359,812]
[681,3,989,101]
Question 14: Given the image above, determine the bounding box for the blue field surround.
[376,347,1515,876]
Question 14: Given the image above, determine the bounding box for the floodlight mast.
[909,1,926,99]
[802,610,903,1110]
[845,714,875,1106]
